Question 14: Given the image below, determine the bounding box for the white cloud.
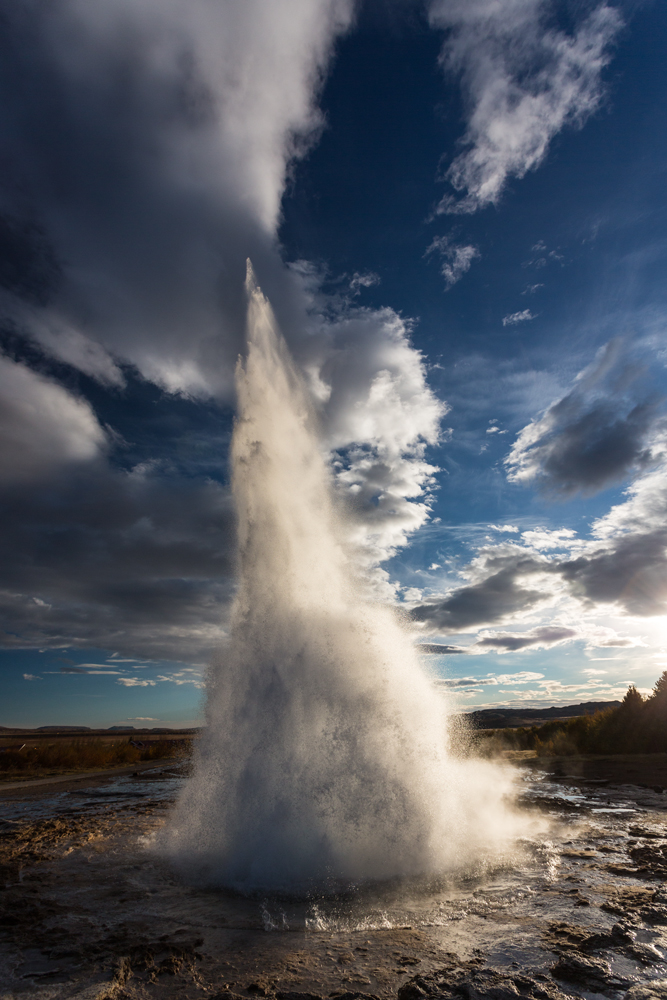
[0,354,106,484]
[520,527,578,551]
[318,307,448,586]
[349,272,380,293]
[425,236,480,289]
[502,309,536,327]
[156,671,205,688]
[0,0,354,397]
[489,671,545,684]
[23,673,40,681]
[429,0,622,213]
[117,677,157,687]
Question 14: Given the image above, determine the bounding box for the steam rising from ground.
[161,268,521,894]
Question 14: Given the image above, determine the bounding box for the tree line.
[480,670,667,756]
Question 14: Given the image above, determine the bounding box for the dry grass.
[0,738,192,780]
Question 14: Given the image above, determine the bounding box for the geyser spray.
[160,264,520,893]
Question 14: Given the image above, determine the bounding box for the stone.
[550,952,623,992]
[398,968,572,1000]
[623,982,667,1000]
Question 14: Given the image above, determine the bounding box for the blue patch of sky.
[281,0,667,554]
[1,648,204,729]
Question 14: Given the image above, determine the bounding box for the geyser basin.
[159,264,525,894]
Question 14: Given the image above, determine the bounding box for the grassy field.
[0,737,193,781]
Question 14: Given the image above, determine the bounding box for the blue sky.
[0,0,666,727]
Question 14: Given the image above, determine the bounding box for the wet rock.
[276,993,324,1000]
[626,942,665,965]
[326,993,380,1000]
[398,968,571,1000]
[550,952,623,992]
[604,863,643,877]
[600,885,658,917]
[623,982,667,1000]
[611,922,636,944]
[543,921,613,954]
[277,994,380,1000]
[641,904,667,925]
[629,842,667,880]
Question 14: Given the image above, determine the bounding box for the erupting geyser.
[161,264,519,893]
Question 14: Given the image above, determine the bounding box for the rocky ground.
[1,760,666,1000]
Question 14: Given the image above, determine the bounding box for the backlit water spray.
[161,264,522,893]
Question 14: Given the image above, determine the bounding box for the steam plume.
[160,266,518,893]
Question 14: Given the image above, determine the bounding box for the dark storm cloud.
[437,676,485,688]
[417,643,467,654]
[472,625,577,652]
[0,0,354,395]
[417,629,577,655]
[0,0,447,594]
[411,551,549,631]
[0,463,235,660]
[0,215,61,307]
[506,340,665,497]
[559,528,667,618]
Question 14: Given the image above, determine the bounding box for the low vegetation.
[0,737,192,779]
[478,670,667,758]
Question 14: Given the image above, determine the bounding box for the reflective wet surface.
[1,761,666,999]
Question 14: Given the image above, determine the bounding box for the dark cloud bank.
[0,0,663,666]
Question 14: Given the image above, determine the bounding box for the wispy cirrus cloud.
[425,235,480,289]
[428,0,622,213]
[502,309,536,327]
[349,271,380,293]
[156,669,205,688]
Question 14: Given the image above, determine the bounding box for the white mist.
[161,265,520,893]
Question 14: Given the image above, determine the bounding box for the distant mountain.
[465,701,621,729]
[36,726,92,732]
[107,726,135,731]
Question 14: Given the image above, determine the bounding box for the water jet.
[161,265,519,893]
